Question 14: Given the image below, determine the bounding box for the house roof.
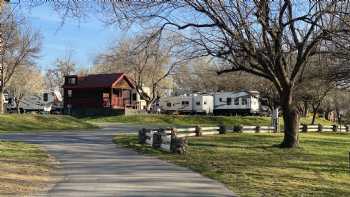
[63,73,135,89]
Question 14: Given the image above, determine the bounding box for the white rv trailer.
[192,94,214,114]
[7,90,63,113]
[213,91,260,115]
[160,94,213,114]
[130,87,151,110]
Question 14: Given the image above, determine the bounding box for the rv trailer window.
[167,102,171,107]
[234,98,239,105]
[43,93,48,102]
[227,98,232,105]
[204,101,207,105]
[182,101,189,106]
[196,101,200,105]
[242,98,248,105]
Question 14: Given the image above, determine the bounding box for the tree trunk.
[0,88,4,114]
[311,112,317,125]
[16,100,20,114]
[145,100,154,112]
[280,89,299,148]
[311,103,321,125]
[303,101,308,117]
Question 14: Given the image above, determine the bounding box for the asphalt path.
[0,124,236,197]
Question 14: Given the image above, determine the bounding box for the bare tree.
[295,55,337,124]
[24,1,350,147]
[94,32,180,110]
[8,65,44,113]
[98,1,350,148]
[45,50,76,91]
[0,7,41,113]
[174,58,263,93]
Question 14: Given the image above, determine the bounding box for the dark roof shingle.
[63,73,133,89]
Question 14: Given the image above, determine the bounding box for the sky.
[19,4,124,72]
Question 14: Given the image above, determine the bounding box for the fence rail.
[139,125,226,154]
[139,124,350,154]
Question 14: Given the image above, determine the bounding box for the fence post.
[318,124,323,132]
[332,125,338,132]
[219,124,226,134]
[138,128,148,144]
[195,125,202,136]
[256,126,261,133]
[233,125,241,133]
[170,128,177,153]
[302,124,308,133]
[152,131,162,148]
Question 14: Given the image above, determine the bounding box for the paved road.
[1,124,236,197]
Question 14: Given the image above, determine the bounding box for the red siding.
[111,97,124,108]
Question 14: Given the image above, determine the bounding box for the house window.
[167,102,172,107]
[68,77,76,85]
[196,101,200,106]
[67,90,72,98]
[132,93,137,101]
[219,98,223,102]
[43,93,48,102]
[242,98,248,105]
[234,98,239,105]
[227,98,232,105]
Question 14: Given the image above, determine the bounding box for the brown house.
[62,73,136,115]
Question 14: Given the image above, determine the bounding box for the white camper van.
[160,94,213,114]
[213,91,260,115]
[7,90,63,113]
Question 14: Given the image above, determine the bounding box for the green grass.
[114,133,350,197]
[0,114,96,133]
[0,141,56,195]
[85,114,334,127]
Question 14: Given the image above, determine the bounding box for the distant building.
[63,73,139,115]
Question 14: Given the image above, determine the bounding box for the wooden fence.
[139,124,350,154]
[238,125,276,133]
[300,124,350,132]
[238,124,350,133]
[138,125,226,154]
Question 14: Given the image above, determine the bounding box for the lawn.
[0,141,57,195]
[85,114,334,127]
[114,132,350,197]
[0,114,96,133]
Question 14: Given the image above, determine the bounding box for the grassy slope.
[114,133,350,197]
[0,114,96,132]
[0,141,57,195]
[85,114,334,126]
